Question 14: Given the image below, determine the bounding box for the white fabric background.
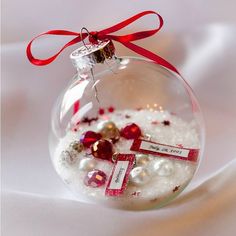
[2,0,236,235]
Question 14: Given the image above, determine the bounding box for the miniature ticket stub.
[131,139,199,162]
[105,154,135,196]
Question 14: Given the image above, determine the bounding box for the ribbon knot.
[88,31,99,44]
[26,10,179,74]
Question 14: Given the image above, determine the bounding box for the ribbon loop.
[26,10,179,74]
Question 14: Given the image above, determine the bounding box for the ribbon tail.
[121,41,180,75]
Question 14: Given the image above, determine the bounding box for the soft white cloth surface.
[2,1,236,235]
[2,160,236,236]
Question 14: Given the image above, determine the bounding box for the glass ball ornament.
[49,40,205,210]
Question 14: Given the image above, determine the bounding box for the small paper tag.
[131,139,199,162]
[105,154,135,196]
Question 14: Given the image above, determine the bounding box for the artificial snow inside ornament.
[27,11,205,210]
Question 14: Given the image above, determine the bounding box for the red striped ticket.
[105,154,135,196]
[130,139,199,162]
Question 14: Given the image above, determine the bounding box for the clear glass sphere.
[49,53,205,210]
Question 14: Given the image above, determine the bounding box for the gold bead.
[98,121,120,142]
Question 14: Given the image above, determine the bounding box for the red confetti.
[131,191,141,197]
[151,121,159,125]
[162,120,170,126]
[81,117,98,126]
[173,185,180,192]
[99,108,105,115]
[108,106,115,113]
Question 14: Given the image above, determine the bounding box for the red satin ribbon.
[26,10,179,75]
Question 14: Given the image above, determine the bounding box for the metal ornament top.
[70,40,115,70]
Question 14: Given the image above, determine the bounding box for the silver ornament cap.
[70,40,115,70]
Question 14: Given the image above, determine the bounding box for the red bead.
[121,123,142,139]
[84,169,107,188]
[80,131,102,148]
[91,139,114,161]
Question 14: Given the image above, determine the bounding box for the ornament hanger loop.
[80,27,90,49]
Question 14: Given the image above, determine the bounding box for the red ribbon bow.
[26,10,179,75]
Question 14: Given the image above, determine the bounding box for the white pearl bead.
[152,159,174,176]
[129,166,151,186]
[79,158,97,171]
[136,154,152,166]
